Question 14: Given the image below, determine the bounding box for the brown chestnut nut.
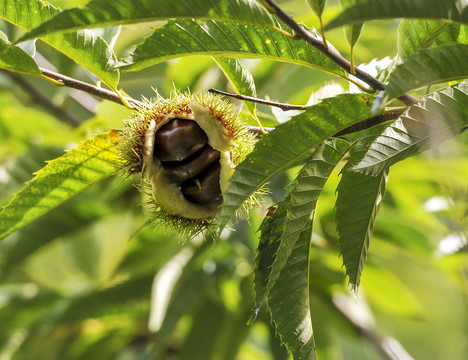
[182,163,222,205]
[154,119,207,162]
[162,145,220,182]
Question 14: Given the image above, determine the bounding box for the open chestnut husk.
[119,91,257,229]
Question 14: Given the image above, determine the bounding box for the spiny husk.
[118,90,260,238]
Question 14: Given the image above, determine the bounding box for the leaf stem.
[260,0,418,106]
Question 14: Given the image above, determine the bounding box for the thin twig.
[40,67,143,108]
[29,68,403,138]
[38,69,276,136]
[1,69,82,127]
[209,88,307,110]
[261,0,418,106]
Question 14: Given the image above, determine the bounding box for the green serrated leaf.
[216,93,374,237]
[325,0,468,30]
[0,32,41,76]
[0,131,121,241]
[262,139,350,303]
[336,171,388,290]
[383,44,468,105]
[335,125,390,291]
[212,57,257,118]
[18,0,278,41]
[257,139,349,360]
[353,81,468,176]
[252,197,290,323]
[269,221,316,360]
[397,20,468,59]
[124,19,346,78]
[0,0,119,88]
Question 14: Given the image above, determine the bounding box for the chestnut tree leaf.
[18,0,279,41]
[0,0,119,89]
[216,93,374,234]
[123,19,346,78]
[325,0,468,30]
[269,220,316,360]
[383,44,468,105]
[335,124,390,291]
[353,81,468,176]
[254,139,350,360]
[336,170,388,291]
[0,131,121,241]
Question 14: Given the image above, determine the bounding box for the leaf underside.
[325,0,468,30]
[384,44,468,103]
[355,81,468,176]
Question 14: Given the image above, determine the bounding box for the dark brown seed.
[162,145,220,182]
[154,119,207,162]
[182,163,222,205]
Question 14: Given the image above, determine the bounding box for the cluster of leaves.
[0,0,467,359]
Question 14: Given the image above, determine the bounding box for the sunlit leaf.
[0,32,41,76]
[383,44,468,103]
[397,20,467,59]
[0,131,121,241]
[325,0,468,30]
[212,57,257,118]
[18,0,279,41]
[0,0,119,88]
[216,93,374,236]
[353,81,468,176]
[124,19,346,78]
